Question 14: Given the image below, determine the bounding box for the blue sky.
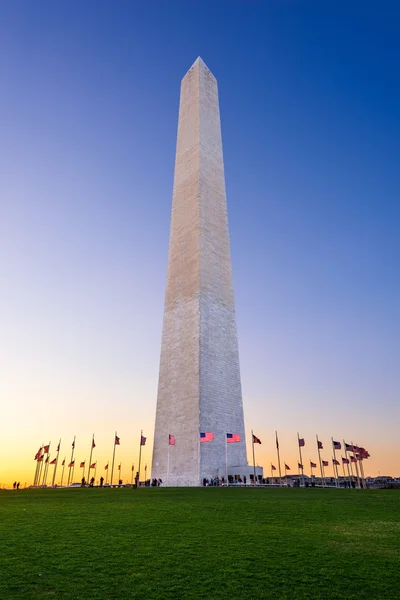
[1,1,399,484]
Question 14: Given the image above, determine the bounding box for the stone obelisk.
[152,57,247,486]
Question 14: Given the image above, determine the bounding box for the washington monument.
[152,58,248,486]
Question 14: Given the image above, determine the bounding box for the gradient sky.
[1,1,399,487]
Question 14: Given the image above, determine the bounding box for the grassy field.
[0,487,399,600]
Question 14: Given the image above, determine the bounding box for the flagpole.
[42,457,47,486]
[355,443,366,488]
[87,434,94,483]
[297,433,304,487]
[33,447,39,486]
[43,459,49,487]
[82,462,85,483]
[33,455,38,487]
[351,441,361,489]
[251,430,256,484]
[43,456,50,486]
[276,431,282,487]
[316,435,325,487]
[198,431,201,487]
[110,432,117,486]
[341,459,347,487]
[105,464,109,484]
[138,430,143,485]
[94,464,97,485]
[60,458,66,487]
[34,445,42,486]
[331,438,339,487]
[42,442,51,486]
[36,453,42,486]
[68,436,75,486]
[343,439,354,486]
[310,461,313,480]
[359,456,366,488]
[225,436,228,484]
[167,441,170,487]
[38,456,44,487]
[354,457,361,489]
[52,439,61,487]
[41,457,46,486]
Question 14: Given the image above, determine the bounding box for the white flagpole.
[359,456,366,488]
[251,430,256,484]
[297,433,304,487]
[341,459,347,487]
[225,436,228,484]
[60,458,66,487]
[316,435,325,487]
[87,434,94,484]
[69,436,76,486]
[43,456,50,486]
[331,438,339,487]
[167,441,170,487]
[276,431,282,487]
[52,439,61,487]
[351,441,361,488]
[110,432,117,486]
[343,439,354,485]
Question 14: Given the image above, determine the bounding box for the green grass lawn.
[0,487,399,599]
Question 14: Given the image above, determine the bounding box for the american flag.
[317,440,323,450]
[298,438,305,447]
[332,440,341,450]
[322,460,329,467]
[310,461,317,468]
[226,433,240,443]
[80,461,85,468]
[141,435,146,446]
[271,464,277,471]
[169,434,176,446]
[342,457,349,464]
[200,432,214,443]
[115,435,120,445]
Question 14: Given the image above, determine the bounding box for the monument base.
[228,465,263,482]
